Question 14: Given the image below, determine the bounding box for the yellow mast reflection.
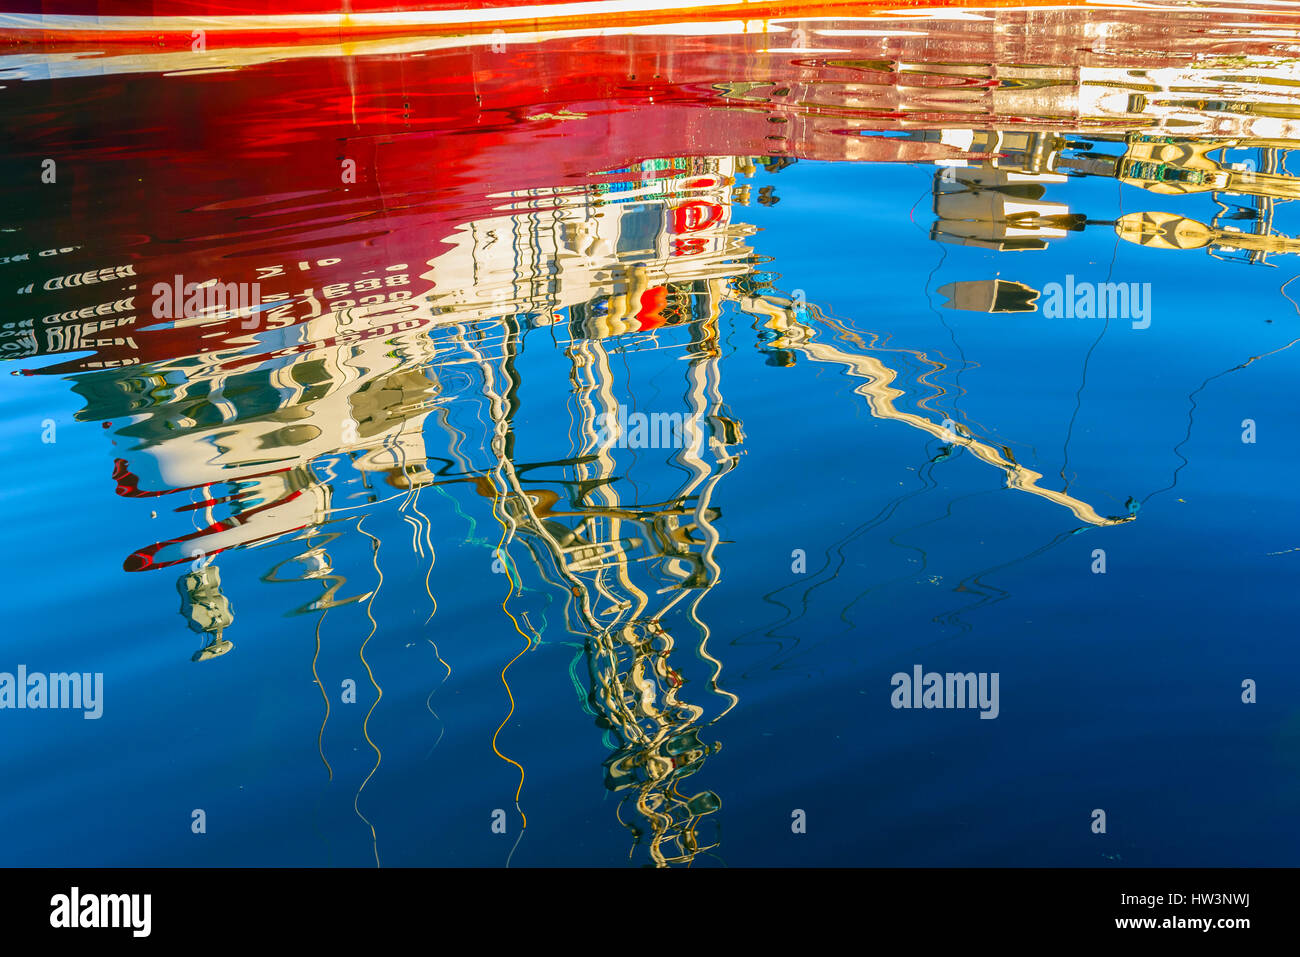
[454,303,739,866]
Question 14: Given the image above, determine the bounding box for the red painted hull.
[5,3,1300,377]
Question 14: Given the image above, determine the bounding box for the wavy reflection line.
[415,474,451,758]
[933,524,1084,631]
[680,329,740,721]
[838,468,973,630]
[836,450,952,632]
[439,329,532,856]
[354,515,385,868]
[307,559,336,866]
[1060,316,1110,494]
[407,485,438,624]
[313,598,334,782]
[404,513,424,555]
[1061,179,1122,493]
[424,638,450,759]
[489,496,532,865]
[1142,328,1300,506]
[923,242,972,422]
[732,447,947,675]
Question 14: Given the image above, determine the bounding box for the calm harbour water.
[1,7,1299,867]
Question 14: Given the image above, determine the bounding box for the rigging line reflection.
[312,586,334,782]
[400,452,450,755]
[933,525,1086,632]
[305,547,337,865]
[471,320,534,848]
[924,240,971,427]
[1059,177,1122,494]
[424,635,450,759]
[1059,314,1110,496]
[1141,331,1300,507]
[830,453,950,631]
[490,490,533,833]
[354,515,385,869]
[734,443,951,675]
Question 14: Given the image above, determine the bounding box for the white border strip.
[1,1,744,32]
[7,1,1300,34]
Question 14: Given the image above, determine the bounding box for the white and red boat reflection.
[1,5,1297,570]
[3,5,1300,374]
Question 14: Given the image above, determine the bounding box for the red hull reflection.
[4,7,1300,375]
